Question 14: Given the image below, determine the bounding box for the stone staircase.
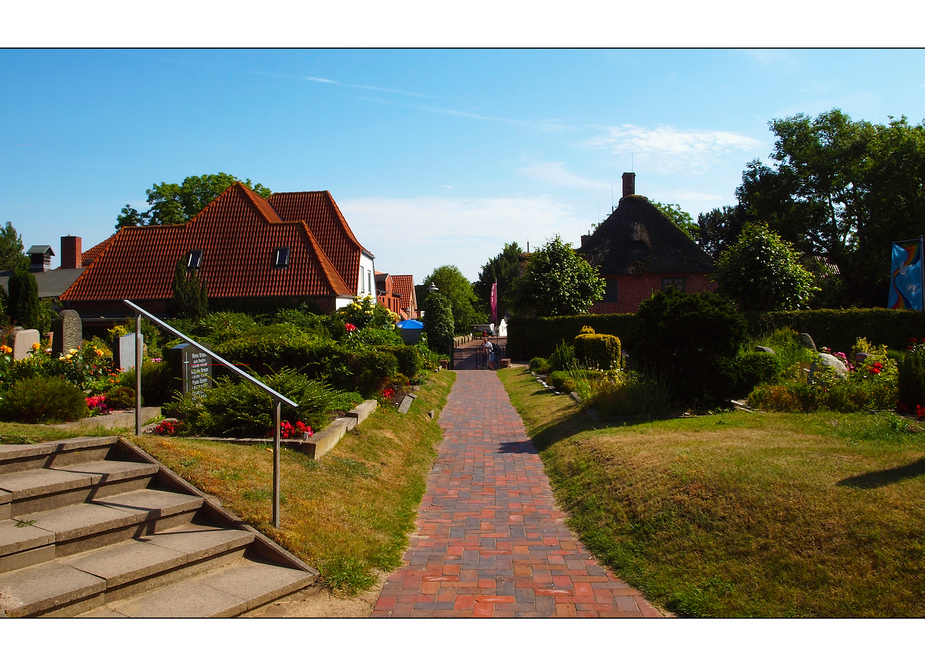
[0,436,318,617]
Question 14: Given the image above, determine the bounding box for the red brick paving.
[371,369,666,618]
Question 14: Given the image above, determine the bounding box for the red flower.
[345,323,357,332]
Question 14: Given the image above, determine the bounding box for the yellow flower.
[1,345,11,354]
[94,348,104,357]
[32,342,41,352]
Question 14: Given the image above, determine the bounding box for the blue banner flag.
[889,240,923,310]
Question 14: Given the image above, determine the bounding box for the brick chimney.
[61,235,82,269]
[622,172,636,199]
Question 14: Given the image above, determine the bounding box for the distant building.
[577,173,716,313]
[60,182,375,320]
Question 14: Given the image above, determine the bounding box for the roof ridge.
[300,222,352,296]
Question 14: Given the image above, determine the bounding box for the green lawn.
[498,365,925,617]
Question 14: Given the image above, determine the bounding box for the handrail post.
[122,300,298,529]
[273,399,281,528]
[135,313,143,436]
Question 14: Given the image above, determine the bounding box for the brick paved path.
[371,370,665,618]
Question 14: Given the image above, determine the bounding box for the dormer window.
[273,247,290,269]
[186,249,203,270]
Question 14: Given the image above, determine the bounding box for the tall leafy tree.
[422,265,480,334]
[510,235,605,317]
[117,173,271,228]
[696,205,746,260]
[713,223,818,311]
[0,222,28,272]
[423,292,454,355]
[474,242,524,321]
[733,108,925,305]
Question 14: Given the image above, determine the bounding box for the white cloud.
[519,162,611,191]
[339,195,585,283]
[587,124,764,174]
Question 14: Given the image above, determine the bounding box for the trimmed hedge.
[508,314,639,360]
[573,331,622,370]
[509,308,925,361]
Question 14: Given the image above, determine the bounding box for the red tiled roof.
[390,275,416,310]
[61,183,353,304]
[269,191,370,290]
[81,235,115,266]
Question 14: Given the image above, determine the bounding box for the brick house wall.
[590,272,717,314]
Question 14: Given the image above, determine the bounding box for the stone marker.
[52,310,83,358]
[168,343,213,402]
[798,333,817,351]
[11,328,40,361]
[810,352,848,381]
[117,333,144,371]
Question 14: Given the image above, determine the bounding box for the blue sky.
[3,47,925,286]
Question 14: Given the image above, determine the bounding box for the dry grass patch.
[132,370,456,594]
[499,366,925,617]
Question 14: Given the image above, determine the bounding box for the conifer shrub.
[1,375,89,423]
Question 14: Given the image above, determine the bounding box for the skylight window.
[186,250,203,270]
[273,247,290,269]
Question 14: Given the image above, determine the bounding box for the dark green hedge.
[509,308,925,361]
[507,314,639,360]
[743,309,925,352]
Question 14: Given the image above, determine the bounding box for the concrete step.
[77,555,316,618]
[0,437,120,475]
[0,521,256,617]
[0,457,158,518]
[0,488,204,572]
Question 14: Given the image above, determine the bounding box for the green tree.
[117,173,272,228]
[171,258,209,319]
[734,108,925,305]
[0,222,28,272]
[713,223,818,312]
[696,205,746,260]
[423,292,454,355]
[7,267,43,330]
[510,235,605,317]
[474,242,524,322]
[422,265,480,334]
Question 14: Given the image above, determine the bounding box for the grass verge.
[1,370,455,596]
[499,365,925,617]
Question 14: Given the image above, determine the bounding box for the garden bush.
[573,330,621,370]
[529,357,551,374]
[118,360,177,406]
[0,375,89,423]
[549,341,576,372]
[548,370,577,394]
[898,339,925,413]
[103,386,137,409]
[585,371,672,419]
[176,368,363,438]
[378,345,423,380]
[632,288,747,405]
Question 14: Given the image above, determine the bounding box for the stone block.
[116,333,144,371]
[52,310,82,358]
[11,328,40,361]
[346,400,377,426]
[299,418,350,460]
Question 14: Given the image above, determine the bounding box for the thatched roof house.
[577,173,716,313]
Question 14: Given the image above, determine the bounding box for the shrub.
[573,332,621,370]
[179,368,363,438]
[1,375,89,423]
[586,371,672,419]
[104,386,137,409]
[898,339,925,412]
[378,345,423,380]
[342,350,400,399]
[548,370,577,394]
[633,288,747,404]
[119,360,177,406]
[529,357,551,374]
[549,341,575,372]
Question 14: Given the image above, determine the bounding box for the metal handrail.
[123,300,297,527]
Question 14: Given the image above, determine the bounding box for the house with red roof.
[375,273,419,320]
[60,183,376,320]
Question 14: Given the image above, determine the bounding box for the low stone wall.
[146,400,379,461]
[49,407,162,431]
